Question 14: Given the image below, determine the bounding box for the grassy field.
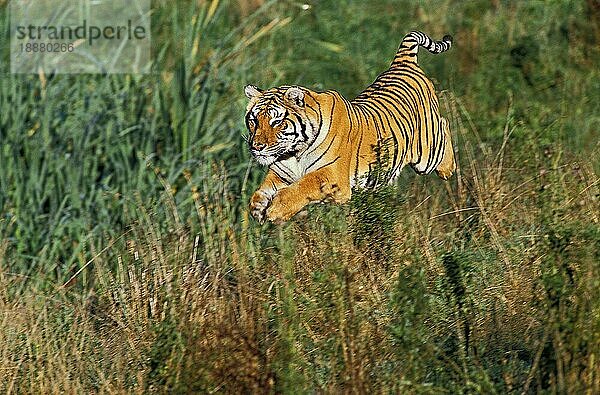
[1,0,599,392]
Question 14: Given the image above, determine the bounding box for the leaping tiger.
[244,31,456,224]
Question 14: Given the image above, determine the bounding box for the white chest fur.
[270,157,304,185]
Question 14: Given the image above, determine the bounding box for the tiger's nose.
[251,141,266,151]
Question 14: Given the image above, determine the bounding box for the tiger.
[244,31,455,224]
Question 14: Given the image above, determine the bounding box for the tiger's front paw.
[265,192,298,224]
[249,190,272,224]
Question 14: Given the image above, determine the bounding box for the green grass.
[0,0,599,392]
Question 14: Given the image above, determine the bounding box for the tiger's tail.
[392,31,453,65]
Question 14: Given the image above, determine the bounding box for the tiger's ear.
[284,86,305,107]
[244,84,262,99]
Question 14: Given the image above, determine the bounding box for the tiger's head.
[244,84,321,166]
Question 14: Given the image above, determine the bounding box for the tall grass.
[0,0,599,392]
[1,100,598,392]
[0,0,289,279]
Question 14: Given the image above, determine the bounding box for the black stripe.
[422,111,445,173]
[306,103,318,114]
[245,110,254,131]
[294,113,308,141]
[305,137,336,172]
[306,91,324,137]
[354,124,364,183]
[306,93,335,156]
[272,163,294,184]
[428,129,445,173]
[313,156,340,172]
[339,97,354,144]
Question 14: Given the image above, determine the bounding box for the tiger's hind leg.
[435,117,456,180]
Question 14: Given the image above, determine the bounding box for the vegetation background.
[0,0,599,392]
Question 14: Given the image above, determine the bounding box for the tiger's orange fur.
[244,31,455,223]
